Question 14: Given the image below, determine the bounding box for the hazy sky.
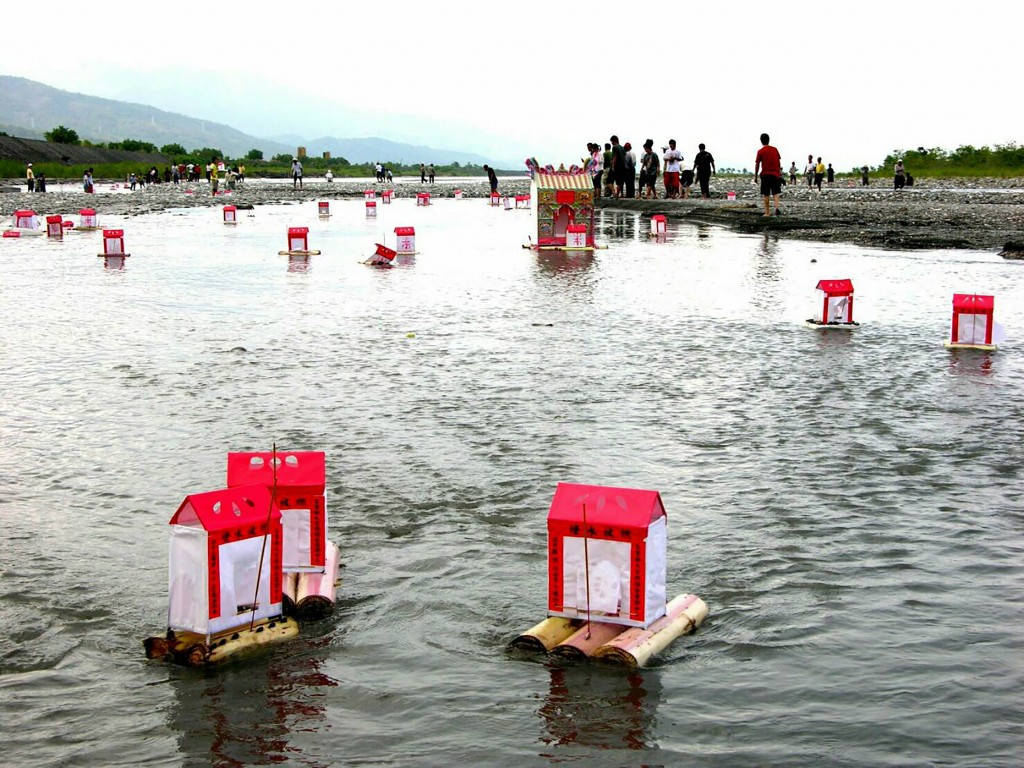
[3,0,1021,171]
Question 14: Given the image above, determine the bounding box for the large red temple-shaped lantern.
[227,451,327,572]
[167,484,283,638]
[532,171,596,249]
[547,483,667,629]
[945,293,997,351]
[807,279,858,328]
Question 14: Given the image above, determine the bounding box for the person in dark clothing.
[861,166,869,186]
[610,135,625,198]
[693,143,716,198]
[483,164,498,193]
[827,163,834,185]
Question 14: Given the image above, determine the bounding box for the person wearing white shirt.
[662,139,683,198]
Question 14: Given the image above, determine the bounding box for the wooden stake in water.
[250,442,279,631]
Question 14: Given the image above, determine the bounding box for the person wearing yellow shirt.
[814,157,825,192]
[26,163,35,192]
[209,159,219,196]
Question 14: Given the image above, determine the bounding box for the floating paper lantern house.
[382,189,394,204]
[365,243,397,266]
[416,192,431,207]
[502,195,513,211]
[46,215,64,238]
[318,201,330,217]
[97,229,130,268]
[531,170,595,250]
[227,451,327,572]
[166,484,284,638]
[650,215,666,236]
[9,209,41,235]
[489,192,500,207]
[394,226,416,254]
[565,224,588,249]
[223,205,237,224]
[546,483,667,629]
[806,279,858,328]
[944,293,997,351]
[515,194,531,209]
[79,208,99,229]
[454,189,463,200]
[363,190,376,201]
[366,200,377,217]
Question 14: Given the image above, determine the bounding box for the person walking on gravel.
[754,133,783,217]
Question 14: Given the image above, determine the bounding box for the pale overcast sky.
[2,0,1021,171]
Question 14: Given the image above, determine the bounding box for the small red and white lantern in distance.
[726,191,737,201]
[566,224,587,249]
[78,208,99,229]
[365,243,397,266]
[46,215,64,238]
[394,226,416,254]
[223,205,237,224]
[515,194,531,209]
[366,200,377,217]
[489,192,500,207]
[502,195,512,211]
[454,189,463,200]
[364,189,376,201]
[650,215,667,236]
[318,201,330,217]
[807,279,858,328]
[416,192,430,207]
[98,228,130,268]
[944,293,998,351]
[226,451,327,573]
[382,189,394,204]
[546,483,668,629]
[167,484,284,638]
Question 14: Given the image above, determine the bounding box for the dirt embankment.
[0,135,167,165]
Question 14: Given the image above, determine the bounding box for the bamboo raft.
[805,319,860,329]
[509,593,708,668]
[278,249,322,256]
[144,616,300,667]
[943,341,998,352]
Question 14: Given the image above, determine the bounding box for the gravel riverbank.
[3,175,1022,254]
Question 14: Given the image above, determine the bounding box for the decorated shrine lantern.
[547,483,667,629]
[948,293,995,347]
[288,227,309,252]
[366,200,377,217]
[650,215,667,236]
[227,451,327,573]
[394,226,416,254]
[167,483,283,639]
[532,170,595,248]
[46,215,64,238]
[79,208,98,229]
[416,192,431,206]
[363,189,376,201]
[811,279,855,324]
[13,210,38,230]
[222,205,237,224]
[318,201,330,217]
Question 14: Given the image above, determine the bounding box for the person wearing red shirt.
[753,132,782,217]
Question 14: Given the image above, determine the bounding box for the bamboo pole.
[507,617,583,653]
[550,620,628,661]
[592,594,709,668]
[295,540,341,619]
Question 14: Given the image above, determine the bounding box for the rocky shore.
[2,175,1022,254]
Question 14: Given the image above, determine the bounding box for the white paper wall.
[828,296,851,323]
[561,536,632,621]
[168,525,209,634]
[208,536,280,635]
[957,313,990,344]
[282,508,312,570]
[644,517,668,627]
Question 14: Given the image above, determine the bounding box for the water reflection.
[171,640,337,767]
[597,210,635,243]
[537,665,661,754]
[746,232,784,315]
[287,255,312,273]
[946,349,995,377]
[533,250,595,279]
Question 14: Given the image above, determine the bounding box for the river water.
[1,199,1021,767]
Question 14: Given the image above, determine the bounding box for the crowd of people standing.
[586,137,717,200]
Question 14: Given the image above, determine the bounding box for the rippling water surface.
[1,200,1022,767]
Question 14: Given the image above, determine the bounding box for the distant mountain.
[0,76,292,158]
[0,76,508,168]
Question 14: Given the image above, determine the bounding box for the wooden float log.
[295,540,341,619]
[507,617,583,653]
[592,594,709,668]
[278,250,322,256]
[943,341,998,352]
[549,621,628,661]
[143,616,300,667]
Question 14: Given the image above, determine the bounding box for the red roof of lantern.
[169,484,280,532]
[952,293,994,311]
[547,482,666,529]
[815,279,854,295]
[227,451,326,495]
